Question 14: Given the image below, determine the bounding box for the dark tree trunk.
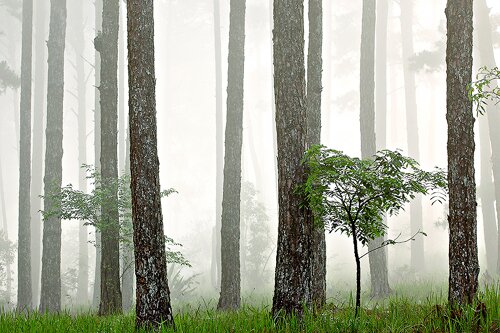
[127,0,174,328]
[446,0,479,305]
[217,0,246,311]
[400,0,424,272]
[361,0,391,298]
[17,0,33,311]
[71,0,89,306]
[212,0,223,292]
[39,0,67,313]
[93,0,103,310]
[350,221,361,317]
[271,0,313,318]
[475,0,500,275]
[306,0,325,309]
[96,0,122,315]
[30,0,46,308]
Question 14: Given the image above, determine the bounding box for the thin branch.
[358,230,424,260]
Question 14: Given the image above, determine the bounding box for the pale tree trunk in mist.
[30,0,47,307]
[475,0,500,275]
[212,0,223,292]
[118,3,125,175]
[0,160,12,304]
[96,0,122,315]
[93,0,102,310]
[446,0,479,305]
[376,0,388,150]
[40,0,67,313]
[400,0,424,272]
[271,0,313,317]
[217,0,246,311]
[121,135,134,313]
[71,0,89,305]
[361,0,391,297]
[306,0,325,309]
[127,0,174,328]
[17,0,33,310]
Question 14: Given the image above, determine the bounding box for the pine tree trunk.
[40,0,67,313]
[97,0,122,315]
[475,0,500,276]
[306,0,325,309]
[212,0,223,292]
[445,0,479,305]
[400,0,424,272]
[93,0,103,310]
[127,0,174,328]
[361,0,391,298]
[217,0,246,311]
[30,0,47,308]
[71,0,89,306]
[271,0,313,318]
[375,0,388,150]
[17,0,33,311]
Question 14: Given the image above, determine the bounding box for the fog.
[0,0,498,311]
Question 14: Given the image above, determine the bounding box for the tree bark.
[97,0,122,315]
[361,0,391,298]
[39,0,67,313]
[446,0,479,305]
[217,0,246,311]
[17,0,33,311]
[375,0,388,150]
[400,0,424,272]
[93,0,103,310]
[306,0,325,309]
[127,0,174,328]
[30,0,46,308]
[475,0,500,275]
[271,0,313,318]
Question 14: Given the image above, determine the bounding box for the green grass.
[0,285,498,332]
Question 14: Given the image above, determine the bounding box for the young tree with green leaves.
[302,146,447,316]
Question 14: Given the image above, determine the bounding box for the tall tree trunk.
[306,0,325,309]
[446,0,479,305]
[0,160,12,305]
[71,0,89,306]
[118,3,126,175]
[17,0,33,311]
[217,0,246,311]
[39,0,67,313]
[400,0,424,272]
[127,0,174,328]
[93,0,103,310]
[271,0,313,317]
[475,0,500,275]
[96,0,122,315]
[361,0,391,298]
[212,0,223,292]
[30,0,47,307]
[375,0,388,150]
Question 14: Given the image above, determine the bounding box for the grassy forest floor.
[0,283,498,332]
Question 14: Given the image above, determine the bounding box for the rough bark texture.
[40,0,67,313]
[212,0,223,292]
[122,135,134,313]
[475,0,500,275]
[445,0,479,305]
[127,0,174,328]
[17,0,33,311]
[71,0,89,305]
[271,0,313,318]
[97,0,122,315]
[31,0,47,307]
[217,0,246,311]
[361,0,391,298]
[400,0,424,272]
[93,0,103,309]
[306,0,325,309]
